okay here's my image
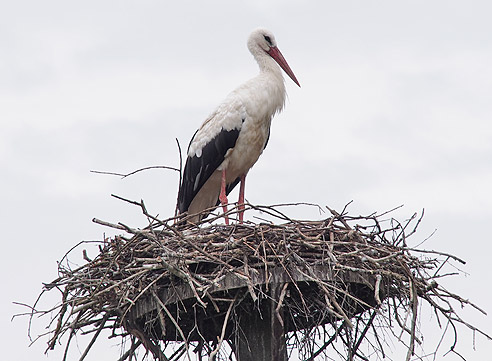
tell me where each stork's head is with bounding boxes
[248,28,300,87]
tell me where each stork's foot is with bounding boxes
[238,201,245,224]
[219,194,230,225]
[219,169,230,225]
[238,174,246,224]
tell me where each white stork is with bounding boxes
[177,28,300,224]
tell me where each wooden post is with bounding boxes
[234,284,287,361]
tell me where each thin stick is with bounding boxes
[208,296,236,360]
[152,292,190,360]
[78,314,110,361]
[175,137,183,217]
[90,165,179,178]
[405,277,418,361]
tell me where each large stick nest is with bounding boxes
[24,201,490,361]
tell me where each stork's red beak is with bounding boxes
[267,46,300,87]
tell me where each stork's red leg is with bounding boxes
[219,169,229,225]
[238,174,246,224]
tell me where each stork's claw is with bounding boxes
[219,169,230,225]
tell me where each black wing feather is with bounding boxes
[178,127,241,213]
[263,128,270,150]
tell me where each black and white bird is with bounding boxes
[177,28,300,224]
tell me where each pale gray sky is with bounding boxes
[2,1,491,360]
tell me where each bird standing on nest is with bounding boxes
[177,28,300,224]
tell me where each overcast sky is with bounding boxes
[2,1,492,360]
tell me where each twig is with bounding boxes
[91,165,179,178]
[405,277,418,361]
[152,291,190,360]
[208,296,236,360]
[374,274,382,306]
[78,314,110,361]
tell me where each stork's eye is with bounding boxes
[264,35,272,45]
